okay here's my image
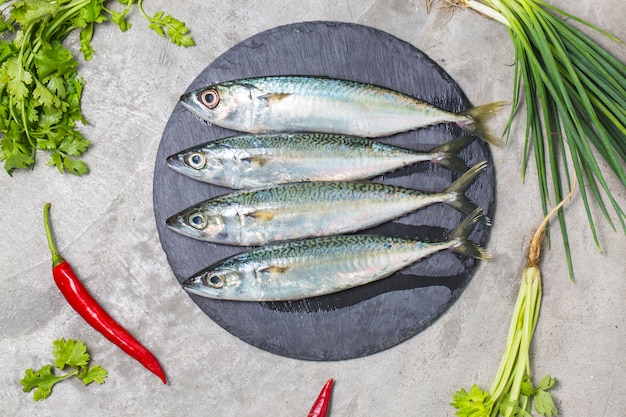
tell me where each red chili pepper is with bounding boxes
[307,378,334,417]
[43,203,166,384]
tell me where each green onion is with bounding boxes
[432,0,626,278]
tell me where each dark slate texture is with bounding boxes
[153,21,495,361]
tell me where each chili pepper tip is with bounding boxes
[307,378,334,417]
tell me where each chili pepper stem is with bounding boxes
[43,203,64,267]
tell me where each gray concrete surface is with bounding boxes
[1,0,624,415]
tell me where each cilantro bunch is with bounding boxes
[0,0,194,176]
[21,338,108,401]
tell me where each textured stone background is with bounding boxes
[1,1,624,415]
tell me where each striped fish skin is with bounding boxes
[166,133,472,189]
[183,209,489,301]
[165,162,486,246]
[179,76,504,143]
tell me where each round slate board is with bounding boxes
[153,21,495,361]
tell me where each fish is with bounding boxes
[179,76,505,145]
[165,161,488,246]
[182,208,490,301]
[166,133,473,189]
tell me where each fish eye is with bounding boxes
[187,212,207,229]
[205,274,224,288]
[187,152,206,170]
[199,89,219,109]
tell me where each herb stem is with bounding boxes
[44,0,91,42]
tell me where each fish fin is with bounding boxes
[447,208,491,260]
[248,210,276,222]
[443,161,491,224]
[260,92,291,105]
[259,265,290,274]
[241,156,270,167]
[429,135,474,173]
[459,101,507,147]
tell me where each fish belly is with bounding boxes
[244,236,451,300]
[255,94,455,137]
[247,77,460,137]
[234,188,445,245]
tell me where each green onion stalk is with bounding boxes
[430,0,626,279]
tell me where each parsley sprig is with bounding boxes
[21,338,108,401]
[0,0,194,176]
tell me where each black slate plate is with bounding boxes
[153,21,495,361]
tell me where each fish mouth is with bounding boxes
[165,214,187,234]
[179,91,203,117]
[183,275,220,299]
[166,153,207,181]
[179,91,194,106]
[165,213,207,241]
[165,153,185,172]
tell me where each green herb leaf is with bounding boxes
[20,365,67,401]
[0,0,194,176]
[111,11,132,32]
[137,1,195,47]
[78,23,96,61]
[451,385,493,417]
[21,338,107,401]
[52,338,90,369]
[531,376,558,417]
[80,365,108,385]
[533,389,558,417]
[4,57,33,102]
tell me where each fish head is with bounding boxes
[166,145,232,187]
[180,81,257,131]
[165,205,228,243]
[183,266,247,300]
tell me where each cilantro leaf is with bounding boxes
[34,43,77,79]
[33,79,61,108]
[0,0,193,176]
[136,1,195,47]
[53,338,89,369]
[79,0,108,25]
[78,23,96,61]
[21,338,107,401]
[3,145,34,173]
[62,154,89,175]
[148,12,195,47]
[80,365,108,385]
[4,57,33,102]
[111,11,132,32]
[20,365,68,401]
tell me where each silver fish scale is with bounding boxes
[207,181,425,207]
[221,234,434,267]
[250,76,423,108]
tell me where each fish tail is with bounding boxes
[429,135,474,173]
[443,161,491,224]
[447,208,491,260]
[458,101,507,146]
